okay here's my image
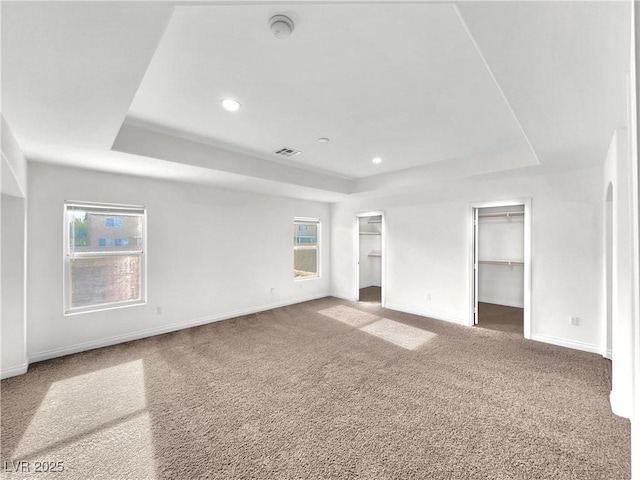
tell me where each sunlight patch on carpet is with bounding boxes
[360,318,437,350]
[317,305,379,327]
[12,359,156,477]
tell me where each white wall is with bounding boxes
[1,117,28,379]
[2,116,27,197]
[630,6,640,475]
[478,207,525,308]
[1,195,27,378]
[26,162,331,362]
[332,165,603,351]
[603,128,635,419]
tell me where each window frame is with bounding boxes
[293,217,321,281]
[63,201,147,315]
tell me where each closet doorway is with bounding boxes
[471,201,531,338]
[356,212,384,305]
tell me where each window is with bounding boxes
[294,218,320,279]
[64,202,146,314]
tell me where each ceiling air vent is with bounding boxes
[274,147,301,157]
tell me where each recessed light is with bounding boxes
[372,157,382,164]
[317,137,330,144]
[221,98,241,112]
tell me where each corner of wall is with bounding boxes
[1,115,28,198]
[1,117,29,380]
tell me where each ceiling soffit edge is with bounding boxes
[453,5,540,167]
[112,120,352,194]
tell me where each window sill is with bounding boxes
[64,300,146,316]
[294,275,321,282]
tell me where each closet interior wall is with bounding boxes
[359,216,381,289]
[478,206,525,308]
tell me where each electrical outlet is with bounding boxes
[270,287,275,295]
[426,294,431,301]
[157,307,162,315]
[569,316,579,326]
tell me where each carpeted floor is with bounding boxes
[0,297,630,479]
[359,286,381,304]
[477,302,524,335]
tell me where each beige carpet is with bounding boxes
[1,297,630,479]
[477,302,524,335]
[359,286,381,304]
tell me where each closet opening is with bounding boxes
[355,212,384,305]
[471,201,531,338]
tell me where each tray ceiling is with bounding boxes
[1,1,630,201]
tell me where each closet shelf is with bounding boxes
[359,232,381,235]
[367,219,382,224]
[368,251,382,257]
[478,211,524,219]
[478,260,524,266]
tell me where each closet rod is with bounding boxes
[478,260,524,266]
[478,211,524,219]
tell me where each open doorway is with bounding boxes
[356,212,384,305]
[471,200,531,338]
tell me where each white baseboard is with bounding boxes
[384,302,468,326]
[330,292,357,302]
[29,293,330,364]
[610,389,632,419]
[531,333,601,354]
[1,362,28,380]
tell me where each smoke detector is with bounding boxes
[269,15,294,39]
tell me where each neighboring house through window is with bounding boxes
[64,201,146,314]
[294,218,320,279]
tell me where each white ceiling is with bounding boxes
[1,1,631,202]
[126,3,532,179]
